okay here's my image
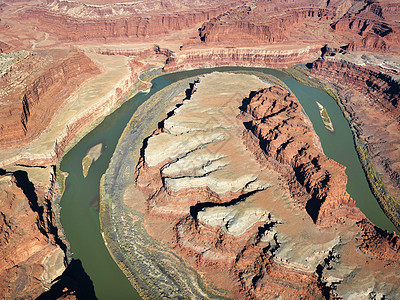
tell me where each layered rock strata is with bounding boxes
[0,48,100,148]
[0,48,146,297]
[0,52,144,169]
[163,45,322,71]
[0,168,66,299]
[199,6,335,45]
[133,72,400,299]
[241,85,362,227]
[21,0,242,42]
[308,55,400,227]
[330,0,400,52]
[197,0,400,53]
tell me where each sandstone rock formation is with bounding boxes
[0,0,400,298]
[162,45,322,71]
[17,0,242,43]
[308,53,400,227]
[197,0,400,53]
[0,168,66,299]
[133,73,400,299]
[0,48,100,148]
[241,85,363,227]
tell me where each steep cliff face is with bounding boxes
[308,57,400,209]
[309,57,399,116]
[241,86,363,226]
[0,169,66,299]
[163,46,322,71]
[199,6,335,45]
[357,219,400,261]
[196,0,400,53]
[329,0,400,52]
[20,0,241,42]
[0,49,100,149]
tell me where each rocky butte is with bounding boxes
[0,0,399,298]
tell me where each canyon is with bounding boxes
[308,51,400,229]
[0,0,399,298]
[124,72,400,298]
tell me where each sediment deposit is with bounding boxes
[130,73,400,298]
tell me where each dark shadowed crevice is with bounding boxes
[36,259,97,300]
[139,136,150,160]
[189,189,263,221]
[239,90,258,112]
[13,170,67,254]
[13,170,47,236]
[305,196,323,223]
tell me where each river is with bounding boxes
[59,67,397,299]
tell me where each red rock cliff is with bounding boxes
[163,46,322,71]
[308,56,400,228]
[22,0,242,42]
[199,6,335,45]
[309,57,399,117]
[242,86,363,226]
[0,49,100,149]
[0,169,66,299]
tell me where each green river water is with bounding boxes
[59,67,398,299]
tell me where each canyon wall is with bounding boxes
[309,57,399,117]
[0,52,147,169]
[241,85,363,227]
[0,168,66,299]
[199,7,335,45]
[21,0,242,42]
[163,45,322,71]
[51,57,142,163]
[308,57,400,220]
[197,0,400,53]
[329,0,400,53]
[0,49,100,149]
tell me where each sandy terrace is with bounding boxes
[0,53,131,167]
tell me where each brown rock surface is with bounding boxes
[163,45,322,71]
[0,0,400,298]
[197,0,400,53]
[241,85,363,227]
[17,0,242,43]
[0,48,100,149]
[308,55,400,210]
[132,73,400,299]
[0,168,66,299]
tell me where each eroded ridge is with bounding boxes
[241,85,362,226]
[133,73,400,299]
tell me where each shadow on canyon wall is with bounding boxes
[37,259,97,300]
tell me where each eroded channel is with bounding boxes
[59,67,397,299]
